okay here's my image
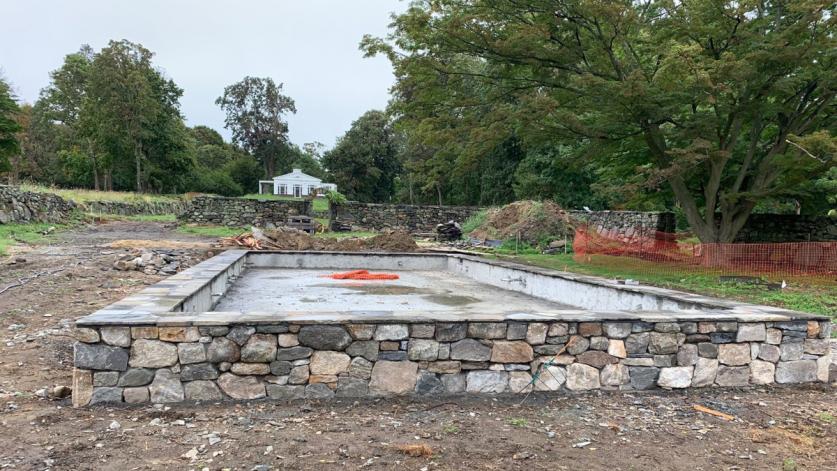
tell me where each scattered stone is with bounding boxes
[566,363,600,390]
[217,373,266,399]
[298,325,352,350]
[490,341,534,363]
[75,343,129,371]
[241,334,277,362]
[369,361,418,395]
[373,324,409,341]
[657,366,693,388]
[129,340,178,368]
[149,370,184,403]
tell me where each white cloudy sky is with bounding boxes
[0,0,406,148]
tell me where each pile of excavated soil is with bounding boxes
[221,227,419,252]
[469,200,577,245]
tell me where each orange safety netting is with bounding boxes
[324,270,400,280]
[573,225,837,277]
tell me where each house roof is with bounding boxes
[272,169,322,183]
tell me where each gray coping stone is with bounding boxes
[75,251,827,328]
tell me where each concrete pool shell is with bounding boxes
[72,251,832,406]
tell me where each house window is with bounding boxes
[278,184,287,195]
[293,185,302,197]
[308,185,316,195]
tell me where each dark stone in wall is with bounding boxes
[0,185,76,223]
[178,195,311,227]
[331,202,484,233]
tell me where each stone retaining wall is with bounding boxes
[331,202,484,232]
[72,318,831,405]
[0,185,76,224]
[178,196,311,227]
[84,200,185,216]
[735,214,837,242]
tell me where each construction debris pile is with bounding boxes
[112,249,199,275]
[220,227,418,252]
[469,200,576,246]
[435,221,462,241]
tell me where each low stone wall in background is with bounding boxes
[0,185,76,224]
[735,214,837,243]
[178,195,311,227]
[569,210,676,240]
[71,318,832,405]
[85,200,186,216]
[331,202,485,232]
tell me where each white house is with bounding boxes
[258,169,337,197]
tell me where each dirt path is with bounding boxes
[0,222,834,470]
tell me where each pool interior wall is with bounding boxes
[71,250,831,406]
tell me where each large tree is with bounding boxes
[216,77,297,178]
[364,0,836,242]
[0,77,21,178]
[322,110,402,202]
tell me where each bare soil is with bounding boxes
[0,221,834,470]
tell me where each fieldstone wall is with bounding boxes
[736,214,837,242]
[570,210,675,240]
[84,200,185,216]
[72,318,831,406]
[331,202,484,232]
[178,196,311,227]
[0,185,76,224]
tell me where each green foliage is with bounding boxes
[20,183,181,204]
[177,224,247,237]
[460,209,488,234]
[366,0,837,241]
[192,169,243,197]
[322,110,402,202]
[190,125,224,147]
[324,189,347,206]
[223,155,262,194]
[216,77,296,177]
[0,77,21,174]
[0,223,64,256]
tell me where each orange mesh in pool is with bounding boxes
[324,270,400,280]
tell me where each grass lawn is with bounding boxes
[20,183,181,204]
[0,223,65,256]
[497,253,837,323]
[241,193,329,212]
[176,224,248,238]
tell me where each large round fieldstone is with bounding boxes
[240,334,277,362]
[129,340,178,368]
[206,337,241,363]
[369,361,418,395]
[217,373,266,399]
[149,369,184,403]
[309,351,351,375]
[298,325,352,350]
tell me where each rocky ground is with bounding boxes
[0,221,834,470]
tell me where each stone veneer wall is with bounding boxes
[569,210,675,240]
[331,202,485,232]
[72,318,831,406]
[0,185,76,224]
[178,196,311,227]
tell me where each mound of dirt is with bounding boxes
[220,227,419,252]
[469,200,577,245]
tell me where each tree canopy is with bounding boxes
[0,77,21,175]
[364,0,836,241]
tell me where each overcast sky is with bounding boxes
[0,0,405,149]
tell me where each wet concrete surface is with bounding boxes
[214,268,576,315]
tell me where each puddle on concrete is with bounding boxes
[422,294,479,306]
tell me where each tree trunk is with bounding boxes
[436,183,443,206]
[87,139,99,191]
[134,142,143,192]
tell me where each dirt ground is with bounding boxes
[0,221,834,470]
